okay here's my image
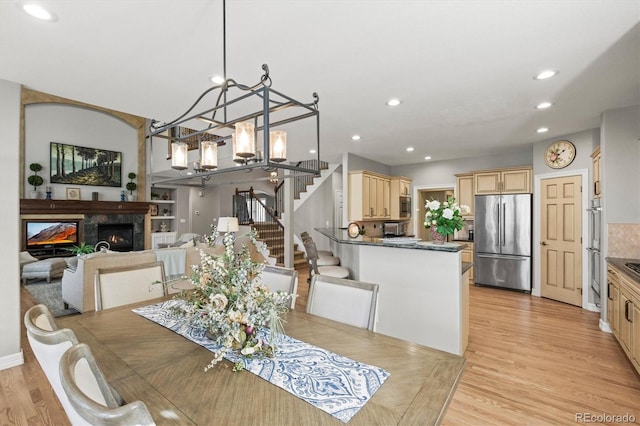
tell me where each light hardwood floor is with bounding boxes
[3,270,639,425]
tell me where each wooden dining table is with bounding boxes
[57,298,466,425]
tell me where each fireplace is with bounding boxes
[97,223,134,252]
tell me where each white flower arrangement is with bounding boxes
[424,196,470,237]
[173,227,291,372]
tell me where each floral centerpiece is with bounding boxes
[173,227,291,372]
[424,196,469,243]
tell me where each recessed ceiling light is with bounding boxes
[536,102,553,109]
[209,75,225,84]
[386,98,401,107]
[537,127,549,133]
[424,156,432,160]
[534,70,558,80]
[309,149,317,154]
[406,147,414,152]
[351,135,361,141]
[20,3,57,21]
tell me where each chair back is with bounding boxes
[300,231,311,242]
[24,304,88,425]
[302,239,320,275]
[95,261,166,311]
[60,343,155,425]
[260,265,298,309]
[307,275,379,330]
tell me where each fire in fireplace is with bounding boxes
[97,223,134,252]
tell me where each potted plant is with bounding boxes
[65,242,95,255]
[126,172,137,201]
[27,163,44,199]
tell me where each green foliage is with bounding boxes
[424,196,469,237]
[65,242,95,255]
[128,172,137,180]
[29,163,43,172]
[27,175,44,189]
[126,172,137,193]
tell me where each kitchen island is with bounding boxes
[315,228,469,355]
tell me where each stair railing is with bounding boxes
[273,159,329,214]
[235,187,284,230]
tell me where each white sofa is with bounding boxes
[61,240,267,313]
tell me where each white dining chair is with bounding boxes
[59,343,155,426]
[94,261,166,311]
[307,275,379,330]
[259,265,298,309]
[303,239,349,280]
[23,304,91,425]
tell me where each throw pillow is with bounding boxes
[179,240,194,248]
[19,251,38,266]
[65,256,79,271]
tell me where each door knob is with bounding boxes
[540,241,548,246]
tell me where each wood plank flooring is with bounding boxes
[3,270,639,425]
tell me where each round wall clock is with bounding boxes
[347,222,361,238]
[544,140,576,169]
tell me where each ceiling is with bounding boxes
[1,0,639,168]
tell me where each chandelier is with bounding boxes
[148,0,320,186]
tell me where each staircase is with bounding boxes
[251,222,306,268]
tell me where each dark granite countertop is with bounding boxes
[606,257,640,286]
[315,228,467,253]
[462,262,473,275]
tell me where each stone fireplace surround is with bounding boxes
[20,199,151,252]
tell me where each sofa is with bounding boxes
[61,238,267,313]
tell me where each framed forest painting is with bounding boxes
[50,142,122,187]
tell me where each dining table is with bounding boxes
[57,297,466,425]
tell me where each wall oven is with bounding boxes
[400,196,411,218]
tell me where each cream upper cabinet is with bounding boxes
[474,167,532,195]
[455,173,474,218]
[349,171,391,221]
[591,146,601,198]
[390,177,412,220]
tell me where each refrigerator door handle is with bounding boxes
[477,253,529,261]
[501,202,506,246]
[496,203,501,247]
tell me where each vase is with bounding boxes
[430,227,446,244]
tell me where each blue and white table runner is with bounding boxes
[133,300,390,423]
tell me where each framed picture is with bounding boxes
[149,204,158,216]
[66,187,81,200]
[50,142,122,187]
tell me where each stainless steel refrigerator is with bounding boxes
[474,194,532,292]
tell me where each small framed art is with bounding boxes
[66,187,81,200]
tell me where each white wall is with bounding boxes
[293,173,336,252]
[532,129,598,176]
[0,79,23,369]
[25,104,139,201]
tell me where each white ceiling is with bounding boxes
[1,0,639,167]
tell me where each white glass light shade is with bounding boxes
[233,122,256,158]
[200,141,218,169]
[217,216,239,233]
[269,130,287,162]
[171,141,188,170]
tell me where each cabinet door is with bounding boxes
[501,169,531,194]
[456,175,474,217]
[363,174,373,218]
[608,271,620,337]
[632,297,640,373]
[381,178,391,219]
[474,172,501,195]
[619,286,632,357]
[593,154,601,198]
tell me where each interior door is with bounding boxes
[540,175,582,306]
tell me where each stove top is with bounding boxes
[624,262,640,275]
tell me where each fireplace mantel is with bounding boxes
[20,199,151,215]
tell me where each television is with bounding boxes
[25,220,79,249]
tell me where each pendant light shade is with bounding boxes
[200,140,218,169]
[233,122,256,158]
[269,130,287,162]
[171,141,188,170]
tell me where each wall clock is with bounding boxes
[544,140,576,169]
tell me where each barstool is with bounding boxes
[300,232,338,264]
[303,239,349,280]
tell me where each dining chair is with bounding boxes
[260,265,298,309]
[307,275,379,330]
[23,304,91,425]
[94,261,166,311]
[303,238,349,280]
[59,343,155,426]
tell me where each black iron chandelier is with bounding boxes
[148,0,320,186]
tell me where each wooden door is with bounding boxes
[540,175,582,306]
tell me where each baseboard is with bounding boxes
[0,349,24,370]
[585,302,600,313]
[599,318,613,333]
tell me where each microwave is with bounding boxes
[400,196,411,218]
[384,221,407,237]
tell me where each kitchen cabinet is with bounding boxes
[349,171,391,221]
[608,266,620,338]
[591,146,601,198]
[455,173,474,218]
[390,177,413,220]
[473,167,532,195]
[151,231,176,249]
[607,262,640,375]
[461,242,474,285]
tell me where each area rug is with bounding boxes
[24,278,79,317]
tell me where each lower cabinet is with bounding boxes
[461,243,474,285]
[151,232,176,249]
[607,263,640,375]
